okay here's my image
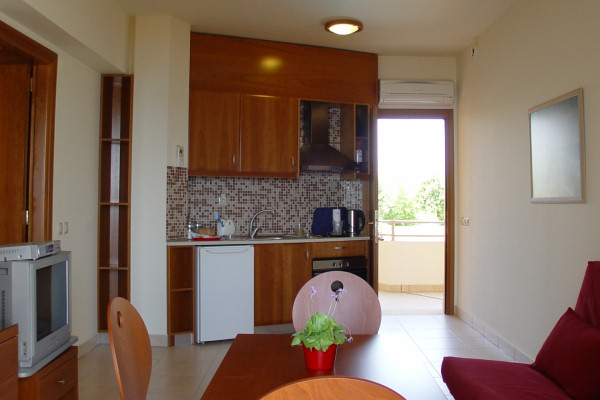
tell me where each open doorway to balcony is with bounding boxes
[376,109,454,315]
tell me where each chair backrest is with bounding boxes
[259,376,406,400]
[574,261,600,328]
[108,297,152,400]
[292,271,382,334]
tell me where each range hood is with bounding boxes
[300,101,357,172]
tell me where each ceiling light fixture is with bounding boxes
[325,19,363,36]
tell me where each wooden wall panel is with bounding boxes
[190,33,377,105]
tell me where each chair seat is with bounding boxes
[441,357,571,400]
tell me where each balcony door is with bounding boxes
[376,109,454,314]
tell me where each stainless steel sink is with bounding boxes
[252,234,287,240]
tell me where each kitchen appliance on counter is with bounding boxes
[347,209,365,237]
[311,207,347,236]
[312,256,368,282]
[195,245,254,343]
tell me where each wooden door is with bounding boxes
[254,243,311,325]
[240,95,299,177]
[0,63,32,244]
[188,90,240,175]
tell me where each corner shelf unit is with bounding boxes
[167,246,195,346]
[340,103,371,180]
[97,74,133,332]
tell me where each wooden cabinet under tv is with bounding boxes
[97,74,133,331]
[18,346,78,400]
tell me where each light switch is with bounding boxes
[58,222,63,235]
[64,221,69,234]
[175,145,184,167]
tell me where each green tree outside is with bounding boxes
[415,177,445,221]
[378,177,444,222]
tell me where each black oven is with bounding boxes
[311,256,368,282]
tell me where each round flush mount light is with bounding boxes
[325,19,363,35]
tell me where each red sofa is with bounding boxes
[441,261,600,400]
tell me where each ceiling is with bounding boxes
[115,0,516,56]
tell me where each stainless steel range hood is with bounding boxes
[300,101,357,172]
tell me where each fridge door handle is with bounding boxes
[203,247,252,255]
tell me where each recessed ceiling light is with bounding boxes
[325,19,363,36]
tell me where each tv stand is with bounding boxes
[18,343,78,400]
[18,336,78,378]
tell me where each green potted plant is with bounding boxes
[291,282,352,370]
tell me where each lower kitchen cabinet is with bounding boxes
[311,240,369,259]
[167,246,195,346]
[254,243,312,326]
[18,346,78,400]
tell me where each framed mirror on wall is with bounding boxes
[529,88,585,204]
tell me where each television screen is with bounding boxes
[36,260,68,341]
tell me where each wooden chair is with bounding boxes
[107,297,152,400]
[292,271,382,334]
[259,376,406,399]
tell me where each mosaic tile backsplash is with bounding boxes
[166,102,363,239]
[167,167,363,239]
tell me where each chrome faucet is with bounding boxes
[249,209,275,238]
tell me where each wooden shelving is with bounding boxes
[97,74,133,332]
[340,103,371,180]
[167,246,195,346]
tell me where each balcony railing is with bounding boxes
[378,219,445,241]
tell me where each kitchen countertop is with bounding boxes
[167,235,370,246]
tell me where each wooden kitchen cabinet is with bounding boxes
[189,91,299,178]
[310,240,369,259]
[97,74,133,331]
[167,246,195,346]
[0,325,18,400]
[189,90,240,175]
[254,243,312,325]
[18,346,78,400]
[340,103,371,180]
[240,94,299,175]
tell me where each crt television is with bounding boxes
[0,251,72,368]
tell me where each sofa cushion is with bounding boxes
[575,261,600,329]
[441,357,571,399]
[532,307,600,400]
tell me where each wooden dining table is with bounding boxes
[200,333,446,400]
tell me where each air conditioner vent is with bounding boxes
[379,80,455,106]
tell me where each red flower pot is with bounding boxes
[303,344,337,370]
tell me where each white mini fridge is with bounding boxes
[195,245,254,343]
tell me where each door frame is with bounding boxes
[373,108,455,314]
[0,20,57,241]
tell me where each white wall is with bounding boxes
[0,13,104,345]
[1,0,130,72]
[457,0,600,358]
[1,1,130,346]
[130,16,190,340]
[379,56,456,81]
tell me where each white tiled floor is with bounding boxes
[78,292,514,399]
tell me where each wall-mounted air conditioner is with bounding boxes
[379,80,455,106]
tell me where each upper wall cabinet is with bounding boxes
[189,90,298,177]
[189,90,240,175]
[189,33,378,105]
